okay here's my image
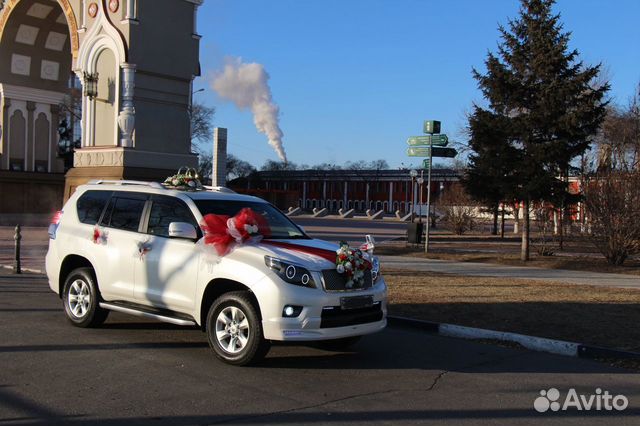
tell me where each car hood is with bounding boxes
[224,238,339,271]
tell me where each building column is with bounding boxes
[79,0,87,31]
[118,63,136,147]
[322,180,327,207]
[302,181,307,208]
[1,97,10,170]
[343,181,348,209]
[365,182,370,209]
[26,101,36,172]
[49,105,60,173]
[388,181,393,212]
[212,127,227,187]
[124,0,138,22]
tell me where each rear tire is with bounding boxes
[62,267,109,327]
[206,291,270,366]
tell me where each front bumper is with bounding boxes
[255,274,388,341]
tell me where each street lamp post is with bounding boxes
[189,88,205,141]
[409,169,418,223]
[417,174,424,224]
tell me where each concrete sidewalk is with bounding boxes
[379,255,640,289]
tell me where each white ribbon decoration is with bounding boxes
[226,218,244,243]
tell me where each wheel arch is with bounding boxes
[58,255,95,297]
[199,279,260,330]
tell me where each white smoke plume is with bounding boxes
[211,57,287,162]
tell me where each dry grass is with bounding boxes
[384,270,640,353]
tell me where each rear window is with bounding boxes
[76,191,111,225]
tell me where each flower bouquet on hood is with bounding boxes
[335,241,372,289]
[163,167,203,190]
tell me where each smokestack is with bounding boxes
[211,57,287,162]
[212,127,227,187]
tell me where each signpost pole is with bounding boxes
[406,120,455,252]
[425,139,434,253]
[417,173,424,224]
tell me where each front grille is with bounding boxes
[320,302,383,328]
[321,269,373,292]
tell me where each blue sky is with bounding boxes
[195,0,640,169]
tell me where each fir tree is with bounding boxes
[463,107,517,235]
[470,0,609,260]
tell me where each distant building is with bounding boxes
[232,168,461,213]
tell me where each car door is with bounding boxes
[134,195,200,313]
[96,192,148,302]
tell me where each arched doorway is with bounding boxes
[0,0,78,174]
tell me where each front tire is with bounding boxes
[206,291,270,366]
[62,267,109,327]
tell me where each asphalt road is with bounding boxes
[1,272,639,425]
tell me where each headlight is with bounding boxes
[264,256,316,288]
[371,256,381,282]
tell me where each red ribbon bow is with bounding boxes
[201,208,271,256]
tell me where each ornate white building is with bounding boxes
[0,0,203,219]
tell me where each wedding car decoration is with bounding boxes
[336,241,373,288]
[92,226,108,245]
[136,239,152,260]
[200,208,271,256]
[162,167,203,190]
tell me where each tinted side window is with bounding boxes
[76,191,111,225]
[102,197,146,232]
[147,196,198,237]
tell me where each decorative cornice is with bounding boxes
[73,147,198,169]
[0,83,67,105]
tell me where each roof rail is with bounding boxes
[87,180,165,189]
[203,185,236,194]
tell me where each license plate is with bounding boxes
[340,295,374,310]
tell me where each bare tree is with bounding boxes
[595,83,640,172]
[226,154,256,180]
[261,159,298,171]
[191,101,215,150]
[439,185,477,235]
[533,204,556,256]
[583,170,640,265]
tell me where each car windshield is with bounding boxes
[194,199,308,240]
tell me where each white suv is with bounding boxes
[46,180,387,365]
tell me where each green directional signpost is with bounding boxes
[407,146,457,158]
[405,120,458,253]
[406,134,449,147]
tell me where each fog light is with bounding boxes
[283,305,303,318]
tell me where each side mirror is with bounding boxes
[168,222,197,240]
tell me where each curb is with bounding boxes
[1,264,44,274]
[388,315,640,362]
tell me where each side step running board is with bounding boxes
[99,302,197,326]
